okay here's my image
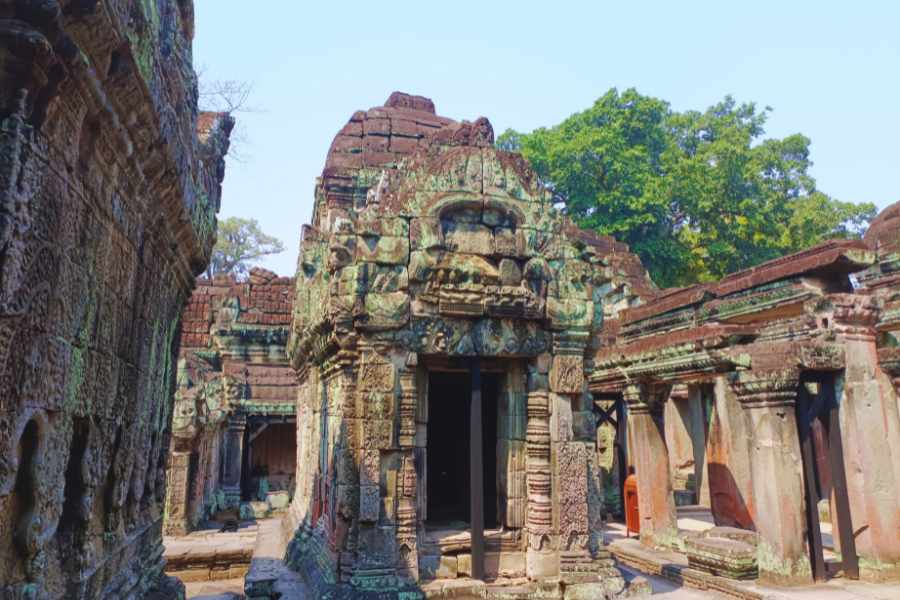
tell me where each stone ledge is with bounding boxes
[609,538,769,600]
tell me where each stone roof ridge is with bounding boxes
[620,284,712,325]
[863,199,900,255]
[620,238,874,325]
[384,91,436,114]
[248,267,279,284]
[432,116,495,148]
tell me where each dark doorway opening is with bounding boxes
[426,371,500,529]
[242,420,298,501]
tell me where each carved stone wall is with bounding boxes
[0,1,231,597]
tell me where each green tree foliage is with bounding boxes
[207,217,285,279]
[497,89,876,287]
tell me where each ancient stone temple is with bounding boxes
[164,268,296,536]
[283,93,656,598]
[0,1,231,598]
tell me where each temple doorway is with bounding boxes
[241,419,296,502]
[425,370,500,529]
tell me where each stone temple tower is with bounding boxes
[282,92,655,598]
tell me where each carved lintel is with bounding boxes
[622,382,672,415]
[728,368,799,409]
[798,343,844,371]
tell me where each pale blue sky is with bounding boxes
[194,1,900,276]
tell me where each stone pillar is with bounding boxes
[729,368,812,586]
[834,295,900,578]
[623,383,677,547]
[526,359,556,578]
[665,384,696,505]
[688,384,711,508]
[164,450,192,536]
[397,367,419,581]
[705,377,756,529]
[221,414,247,506]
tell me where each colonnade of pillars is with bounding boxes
[623,371,819,585]
[622,363,900,585]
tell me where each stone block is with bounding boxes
[551,393,574,441]
[565,581,625,600]
[356,525,398,569]
[571,411,595,441]
[267,490,290,510]
[380,496,396,523]
[410,218,443,250]
[363,418,394,449]
[360,264,408,293]
[526,550,559,578]
[360,485,380,522]
[360,449,380,486]
[494,226,523,257]
[364,391,396,419]
[419,554,459,580]
[684,535,758,580]
[362,292,409,329]
[547,298,593,330]
[499,258,522,286]
[505,496,526,529]
[170,567,211,582]
[242,501,269,519]
[358,360,395,392]
[356,234,410,265]
[484,551,526,579]
[418,555,441,581]
[363,117,390,135]
[457,553,472,578]
[436,555,458,579]
[442,222,493,255]
[550,355,585,394]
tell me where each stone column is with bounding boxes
[729,368,812,586]
[665,384,695,505]
[164,450,192,536]
[526,359,556,578]
[221,414,247,506]
[688,384,711,508]
[623,382,677,547]
[834,295,900,578]
[397,367,419,581]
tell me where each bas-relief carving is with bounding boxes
[558,442,589,551]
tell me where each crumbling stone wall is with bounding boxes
[284,93,656,598]
[165,268,296,536]
[0,2,231,598]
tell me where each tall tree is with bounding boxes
[207,217,285,279]
[497,89,876,287]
